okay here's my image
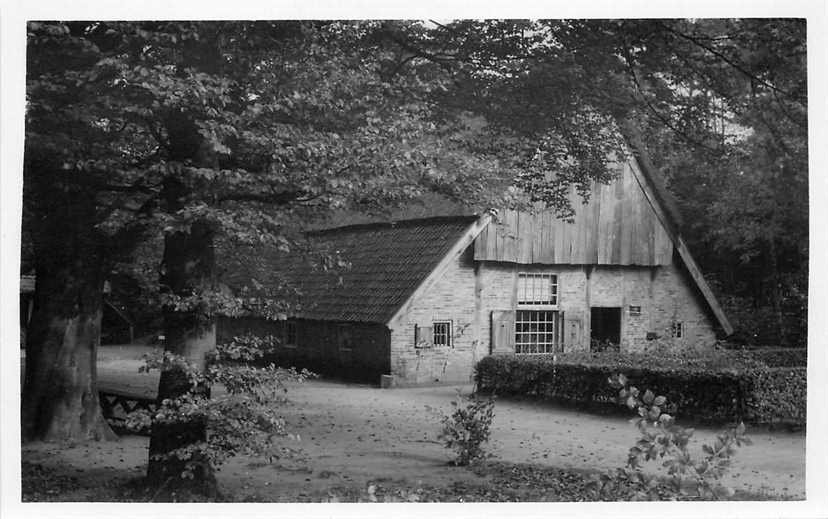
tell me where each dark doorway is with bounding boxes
[590,307,621,351]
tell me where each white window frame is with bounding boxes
[517,273,558,307]
[515,309,562,354]
[432,320,452,348]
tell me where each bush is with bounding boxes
[475,354,806,426]
[744,348,807,368]
[589,373,751,501]
[439,392,495,466]
[126,335,315,487]
[744,367,807,426]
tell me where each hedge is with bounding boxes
[474,355,806,427]
[745,347,807,368]
[745,367,807,425]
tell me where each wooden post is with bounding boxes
[585,266,593,351]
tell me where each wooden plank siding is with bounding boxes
[474,163,673,266]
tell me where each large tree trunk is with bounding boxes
[21,177,115,442]
[146,215,219,497]
[144,108,222,496]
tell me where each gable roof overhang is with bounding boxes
[624,132,734,336]
[386,213,492,327]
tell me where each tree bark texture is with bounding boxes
[146,214,219,496]
[22,174,115,442]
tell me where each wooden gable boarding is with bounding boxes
[473,154,733,336]
[474,161,673,266]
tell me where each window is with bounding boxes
[515,310,562,354]
[670,321,684,338]
[284,321,297,347]
[517,273,557,306]
[433,321,452,347]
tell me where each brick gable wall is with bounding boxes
[388,251,717,384]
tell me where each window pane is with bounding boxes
[517,273,558,305]
[514,310,560,354]
[433,321,451,346]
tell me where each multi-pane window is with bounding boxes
[515,310,562,354]
[433,321,452,347]
[517,273,558,306]
[670,321,684,338]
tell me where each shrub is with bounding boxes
[744,367,807,426]
[475,354,806,426]
[125,335,315,485]
[590,373,751,500]
[744,348,807,368]
[439,392,495,466]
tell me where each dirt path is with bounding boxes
[29,345,803,500]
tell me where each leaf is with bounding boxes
[642,389,655,405]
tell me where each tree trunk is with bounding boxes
[144,109,222,496]
[146,217,219,497]
[22,178,115,442]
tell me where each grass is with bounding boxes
[22,459,796,503]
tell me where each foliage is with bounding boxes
[743,367,806,427]
[474,353,805,426]
[438,391,495,466]
[589,373,751,500]
[125,335,314,481]
[737,347,807,368]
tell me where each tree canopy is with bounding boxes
[21,18,807,494]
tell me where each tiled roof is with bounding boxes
[224,216,479,324]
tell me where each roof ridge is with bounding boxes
[308,214,479,236]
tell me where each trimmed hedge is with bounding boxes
[474,355,806,427]
[530,348,767,372]
[745,348,807,368]
[745,367,807,425]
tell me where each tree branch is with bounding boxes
[656,21,806,104]
[621,45,722,154]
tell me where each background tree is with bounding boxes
[398,18,807,344]
[22,18,806,496]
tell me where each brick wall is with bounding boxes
[387,246,483,384]
[388,252,718,384]
[588,264,715,352]
[220,247,718,386]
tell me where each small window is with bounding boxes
[670,321,684,338]
[629,305,642,316]
[433,321,452,347]
[284,321,298,347]
[517,273,558,306]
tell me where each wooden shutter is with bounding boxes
[414,324,433,349]
[490,310,515,354]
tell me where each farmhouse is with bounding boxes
[219,149,732,385]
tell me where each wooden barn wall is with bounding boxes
[474,162,673,266]
[217,316,391,383]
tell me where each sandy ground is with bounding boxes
[22,344,807,500]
